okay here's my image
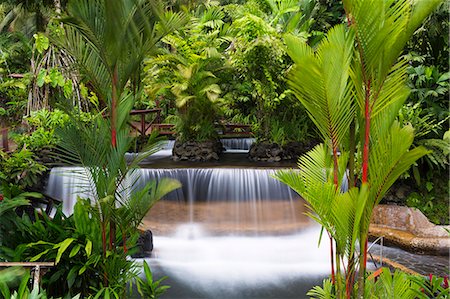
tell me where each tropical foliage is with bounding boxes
[0,0,448,297]
[275,0,441,297]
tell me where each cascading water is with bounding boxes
[45,141,331,299]
[145,226,330,299]
[221,138,255,152]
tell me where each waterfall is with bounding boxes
[45,164,328,299]
[137,168,296,201]
[46,167,299,215]
[221,138,255,152]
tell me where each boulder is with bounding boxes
[370,205,450,255]
[248,142,284,162]
[282,140,319,161]
[131,230,153,258]
[172,140,223,161]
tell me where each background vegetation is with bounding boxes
[0,0,448,297]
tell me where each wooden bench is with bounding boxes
[0,262,54,289]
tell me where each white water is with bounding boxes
[149,224,329,283]
[46,167,298,214]
[44,142,331,298]
[139,224,329,299]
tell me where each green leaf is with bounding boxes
[18,270,30,298]
[30,248,50,262]
[69,244,81,258]
[49,69,65,88]
[37,69,47,87]
[67,266,80,288]
[78,265,87,275]
[55,238,75,264]
[33,33,49,54]
[85,239,92,257]
[64,80,73,98]
[0,281,11,299]
[143,261,154,285]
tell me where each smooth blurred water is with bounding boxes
[137,224,329,299]
[45,142,330,299]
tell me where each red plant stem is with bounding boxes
[101,221,107,256]
[329,234,336,285]
[122,228,128,254]
[345,256,354,298]
[362,79,371,183]
[111,66,118,148]
[332,145,339,187]
[109,221,115,250]
[362,239,368,269]
[101,220,108,286]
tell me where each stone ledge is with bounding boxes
[369,205,450,255]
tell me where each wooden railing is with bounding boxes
[221,123,252,137]
[128,109,252,138]
[0,262,54,289]
[128,108,162,138]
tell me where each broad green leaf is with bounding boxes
[37,69,47,87]
[30,249,50,262]
[143,261,153,283]
[69,244,81,258]
[18,271,30,298]
[33,33,49,54]
[78,265,87,275]
[64,80,73,98]
[85,239,92,257]
[55,238,75,264]
[0,281,11,298]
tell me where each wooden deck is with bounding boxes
[128,109,252,138]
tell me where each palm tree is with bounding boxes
[57,0,186,147]
[143,10,225,145]
[275,0,441,297]
[171,60,222,142]
[52,0,186,288]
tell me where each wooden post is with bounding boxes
[1,128,8,152]
[140,113,145,138]
[32,265,40,290]
[0,262,54,289]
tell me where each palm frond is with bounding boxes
[369,122,429,205]
[286,24,355,148]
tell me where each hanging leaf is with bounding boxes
[37,69,47,87]
[33,33,49,54]
[55,238,75,264]
[64,80,73,99]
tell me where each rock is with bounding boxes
[282,140,319,161]
[370,205,450,255]
[131,230,153,258]
[248,142,284,162]
[248,140,320,162]
[381,182,412,205]
[395,184,412,199]
[173,139,223,161]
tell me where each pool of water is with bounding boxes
[138,225,330,299]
